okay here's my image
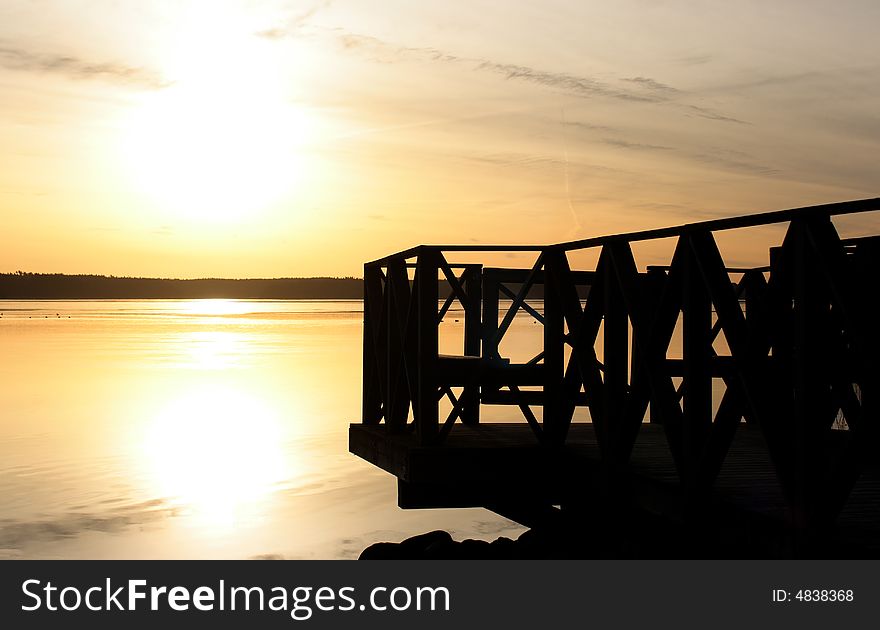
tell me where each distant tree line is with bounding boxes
[0,271,577,301]
[0,272,364,299]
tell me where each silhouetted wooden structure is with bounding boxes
[349,198,880,556]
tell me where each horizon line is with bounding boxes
[1,271,363,282]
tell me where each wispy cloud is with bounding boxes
[468,138,776,179]
[675,54,714,66]
[621,76,680,95]
[265,27,690,104]
[695,64,880,102]
[468,152,569,170]
[265,26,747,124]
[474,61,657,102]
[564,120,616,132]
[257,1,332,39]
[690,149,779,176]
[684,104,748,125]
[602,138,673,151]
[352,33,664,103]
[0,45,166,89]
[329,106,533,140]
[598,139,777,176]
[463,151,631,177]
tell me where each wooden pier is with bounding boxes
[350,198,880,557]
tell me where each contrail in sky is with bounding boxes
[560,106,583,238]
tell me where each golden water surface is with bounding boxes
[0,300,524,559]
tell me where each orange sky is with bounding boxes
[1,0,879,277]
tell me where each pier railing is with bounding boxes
[362,197,880,528]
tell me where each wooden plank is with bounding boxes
[481,266,501,402]
[567,250,607,450]
[367,245,544,268]
[742,269,769,427]
[682,233,713,495]
[365,198,880,267]
[762,227,797,502]
[542,250,566,444]
[542,251,586,438]
[462,265,482,425]
[552,198,880,253]
[415,248,440,445]
[617,238,685,472]
[606,242,650,462]
[645,267,667,425]
[386,259,411,431]
[362,264,385,424]
[603,244,629,467]
[791,218,830,528]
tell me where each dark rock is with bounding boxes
[359,530,453,560]
[423,537,456,558]
[358,542,409,560]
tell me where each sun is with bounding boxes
[120,2,311,223]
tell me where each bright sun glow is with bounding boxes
[142,385,290,530]
[121,2,312,222]
[178,330,250,370]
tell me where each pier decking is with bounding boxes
[350,198,880,557]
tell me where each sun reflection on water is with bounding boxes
[179,299,254,317]
[142,385,290,531]
[178,331,250,370]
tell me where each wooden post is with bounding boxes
[602,246,628,465]
[543,251,565,444]
[482,269,500,358]
[824,237,880,519]
[645,267,667,425]
[741,268,767,426]
[363,264,385,425]
[481,267,501,403]
[462,264,482,425]
[766,235,795,491]
[415,248,440,445]
[386,259,411,432]
[791,218,832,530]
[681,233,713,499]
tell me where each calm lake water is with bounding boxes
[0,300,525,559]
